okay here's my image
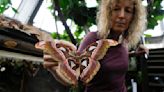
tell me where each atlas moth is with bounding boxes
[35,39,118,86]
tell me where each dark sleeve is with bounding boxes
[77,32,97,53]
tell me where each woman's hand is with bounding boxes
[43,53,58,69]
[135,44,149,56]
[43,53,60,80]
[129,44,149,57]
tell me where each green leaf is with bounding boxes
[47,5,53,10]
[51,32,58,39]
[0,0,17,14]
[153,0,162,9]
[74,26,83,38]
[147,0,164,29]
[0,6,6,14]
[60,0,69,9]
[147,17,158,29]
[154,15,164,21]
[60,31,70,41]
[144,34,152,38]
[11,7,18,13]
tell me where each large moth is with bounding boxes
[35,39,118,86]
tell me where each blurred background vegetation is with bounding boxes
[0,0,164,44]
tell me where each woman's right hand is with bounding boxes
[43,53,58,69]
[42,53,59,75]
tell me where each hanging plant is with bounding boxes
[0,0,18,14]
[147,0,164,29]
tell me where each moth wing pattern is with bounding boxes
[80,39,118,84]
[35,40,78,86]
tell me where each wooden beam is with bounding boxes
[0,34,43,56]
[0,50,43,63]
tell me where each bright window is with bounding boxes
[3,0,22,18]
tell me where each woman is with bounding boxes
[37,0,147,92]
[77,0,147,92]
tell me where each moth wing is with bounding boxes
[80,39,118,84]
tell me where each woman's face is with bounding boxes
[111,0,134,34]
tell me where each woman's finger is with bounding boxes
[43,61,58,69]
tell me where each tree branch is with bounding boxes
[53,0,77,45]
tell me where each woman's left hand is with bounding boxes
[129,44,149,57]
[135,44,149,56]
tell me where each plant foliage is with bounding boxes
[50,0,164,44]
[0,0,17,14]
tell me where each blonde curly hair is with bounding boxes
[97,0,147,48]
